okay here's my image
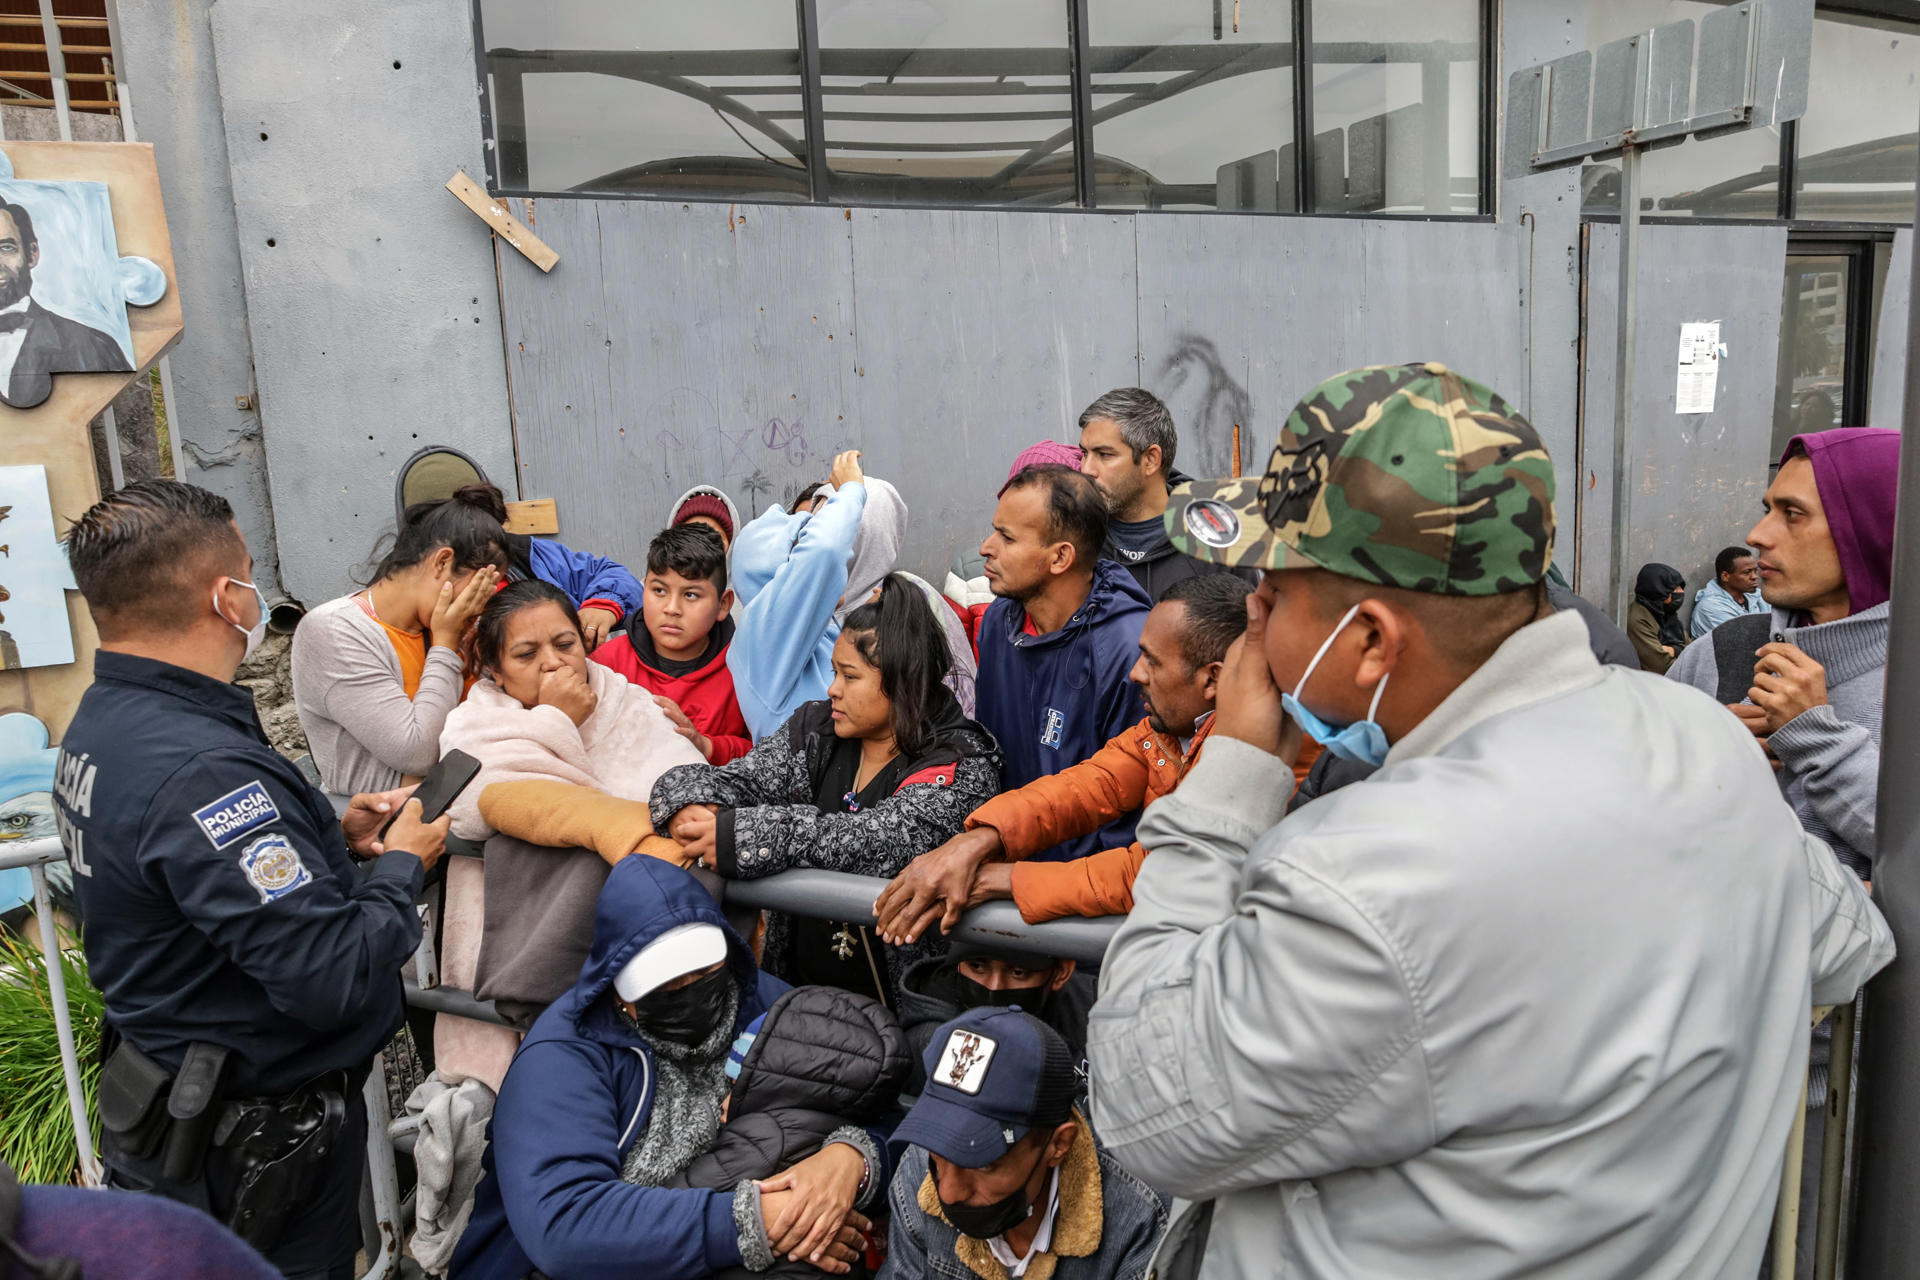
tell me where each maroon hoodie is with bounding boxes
[1784,427,1901,616]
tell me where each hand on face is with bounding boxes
[430,564,499,650]
[1212,588,1289,757]
[536,663,598,726]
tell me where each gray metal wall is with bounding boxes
[1578,222,1790,599]
[186,0,518,607]
[1871,230,1914,427]
[496,199,1530,584]
[115,0,285,599]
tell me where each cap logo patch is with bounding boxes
[1263,438,1331,529]
[936,1029,998,1095]
[1182,499,1241,548]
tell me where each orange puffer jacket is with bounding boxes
[972,715,1319,924]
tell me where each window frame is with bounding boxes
[468,0,1497,219]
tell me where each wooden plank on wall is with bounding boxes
[502,498,557,534]
[447,169,557,272]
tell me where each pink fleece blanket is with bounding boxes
[438,661,705,840]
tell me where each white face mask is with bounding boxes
[215,578,267,659]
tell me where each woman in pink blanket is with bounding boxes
[438,580,712,1043]
[442,579,706,849]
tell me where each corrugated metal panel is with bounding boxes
[1870,230,1911,429]
[499,203,1535,585]
[1580,222,1788,600]
[843,207,1138,575]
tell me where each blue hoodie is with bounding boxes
[526,537,645,621]
[974,559,1152,862]
[452,858,785,1280]
[726,482,868,739]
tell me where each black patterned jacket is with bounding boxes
[650,696,1002,997]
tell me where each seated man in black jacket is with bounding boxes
[896,938,1095,1100]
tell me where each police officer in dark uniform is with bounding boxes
[56,480,453,1280]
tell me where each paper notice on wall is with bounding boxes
[1676,321,1721,414]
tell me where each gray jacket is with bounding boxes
[1668,603,1886,877]
[1089,610,1892,1280]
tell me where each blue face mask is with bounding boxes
[1279,603,1391,768]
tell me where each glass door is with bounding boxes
[1771,240,1889,458]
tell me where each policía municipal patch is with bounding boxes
[238,834,312,904]
[192,781,280,849]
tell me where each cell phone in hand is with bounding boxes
[379,749,482,840]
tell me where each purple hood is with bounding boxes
[1784,427,1901,615]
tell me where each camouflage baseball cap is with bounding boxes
[1165,362,1555,596]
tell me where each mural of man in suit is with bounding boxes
[0,198,130,408]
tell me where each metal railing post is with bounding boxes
[1844,89,1920,1277]
[1813,997,1859,1280]
[360,1054,403,1280]
[10,838,100,1185]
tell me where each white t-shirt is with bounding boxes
[984,1169,1062,1278]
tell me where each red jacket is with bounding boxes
[591,618,752,763]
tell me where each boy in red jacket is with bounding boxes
[593,524,753,762]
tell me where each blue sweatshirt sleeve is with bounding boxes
[529,538,645,620]
[730,484,868,735]
[493,1039,745,1279]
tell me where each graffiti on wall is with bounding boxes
[1156,334,1256,479]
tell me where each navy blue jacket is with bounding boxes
[454,858,787,1280]
[58,652,423,1096]
[974,559,1151,862]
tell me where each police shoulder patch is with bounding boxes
[192,781,280,849]
[238,834,312,905]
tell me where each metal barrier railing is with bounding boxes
[0,835,99,1187]
[4,834,1857,1277]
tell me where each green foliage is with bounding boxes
[150,366,172,478]
[0,931,102,1184]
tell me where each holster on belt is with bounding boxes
[213,1071,349,1252]
[97,1036,174,1163]
[161,1041,231,1182]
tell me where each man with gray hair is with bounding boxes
[1077,386,1255,599]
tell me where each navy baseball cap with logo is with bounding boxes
[893,1006,1077,1169]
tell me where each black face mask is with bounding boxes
[631,965,734,1045]
[956,972,1054,1017]
[939,1146,1047,1240]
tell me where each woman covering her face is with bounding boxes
[438,580,707,1027]
[650,574,1003,1008]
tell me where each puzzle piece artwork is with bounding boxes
[0,709,57,919]
[0,147,166,410]
[0,465,75,670]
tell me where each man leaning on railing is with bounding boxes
[54,479,450,1280]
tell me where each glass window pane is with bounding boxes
[1580,1,1778,219]
[1772,255,1852,456]
[1794,14,1920,223]
[1308,0,1482,215]
[477,2,808,199]
[1086,2,1297,211]
[814,2,1075,207]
